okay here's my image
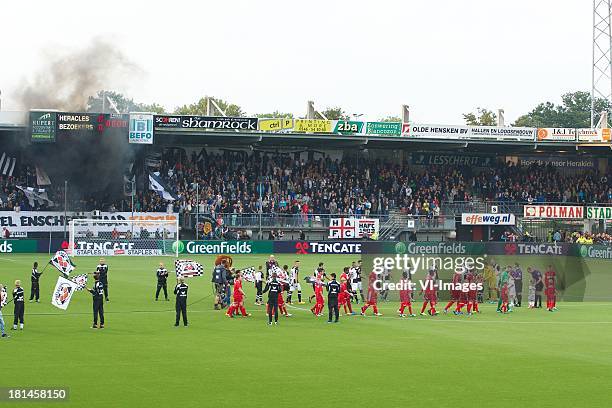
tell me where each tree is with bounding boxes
[255,111,294,118]
[174,97,244,117]
[513,91,612,128]
[86,90,166,114]
[463,108,497,126]
[379,116,402,122]
[318,107,349,120]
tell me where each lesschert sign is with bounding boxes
[30,111,57,143]
[519,156,595,169]
[523,205,583,219]
[154,115,258,130]
[585,206,612,219]
[412,153,492,166]
[333,121,364,134]
[537,128,576,141]
[365,122,401,136]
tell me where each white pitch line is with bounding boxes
[286,304,612,324]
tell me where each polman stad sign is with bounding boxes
[154,115,258,130]
[461,213,515,226]
[585,206,612,219]
[523,205,583,219]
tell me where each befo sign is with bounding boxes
[154,115,258,130]
[129,113,154,144]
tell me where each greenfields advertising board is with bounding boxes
[578,244,612,259]
[0,239,39,253]
[172,240,274,255]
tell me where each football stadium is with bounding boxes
[1,1,612,407]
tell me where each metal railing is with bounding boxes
[441,201,612,216]
[182,212,456,236]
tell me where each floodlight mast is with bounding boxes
[592,0,612,127]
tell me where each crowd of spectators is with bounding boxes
[2,151,611,219]
[549,230,612,244]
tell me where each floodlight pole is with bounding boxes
[591,0,612,127]
[63,180,67,239]
[195,183,199,240]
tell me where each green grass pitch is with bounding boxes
[1,253,611,408]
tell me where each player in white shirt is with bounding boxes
[287,260,304,304]
[254,266,264,305]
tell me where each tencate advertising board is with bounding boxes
[72,240,163,256]
[0,211,177,233]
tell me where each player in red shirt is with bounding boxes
[444,270,463,314]
[310,278,325,316]
[500,282,509,313]
[397,271,415,317]
[226,271,250,317]
[472,270,483,313]
[420,269,439,316]
[339,275,354,315]
[361,271,382,316]
[278,282,292,317]
[465,268,478,316]
[544,265,557,312]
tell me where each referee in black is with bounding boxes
[29,262,42,302]
[96,258,109,302]
[326,273,341,323]
[262,272,282,325]
[174,277,188,327]
[87,273,105,329]
[155,262,169,301]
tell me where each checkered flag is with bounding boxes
[49,250,76,276]
[175,259,204,278]
[239,266,256,282]
[70,274,88,291]
[269,265,288,283]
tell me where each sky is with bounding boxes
[0,0,593,124]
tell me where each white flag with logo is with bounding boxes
[51,276,78,310]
